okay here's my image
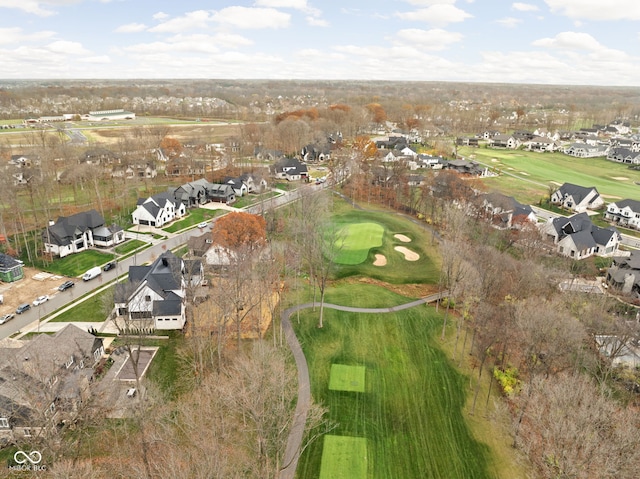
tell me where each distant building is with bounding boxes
[0,254,24,283]
[82,109,135,121]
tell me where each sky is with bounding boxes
[1,0,640,86]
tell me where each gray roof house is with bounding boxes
[114,251,189,331]
[550,183,604,212]
[271,157,309,181]
[132,191,187,227]
[479,192,537,229]
[43,209,125,258]
[607,250,640,295]
[0,324,104,444]
[541,212,620,259]
[0,254,24,283]
[604,199,640,230]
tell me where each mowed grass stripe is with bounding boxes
[294,289,493,479]
[335,222,384,265]
[319,435,367,479]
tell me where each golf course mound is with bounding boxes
[394,246,420,261]
[373,254,387,266]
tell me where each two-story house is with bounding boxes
[132,191,186,227]
[550,183,604,212]
[604,199,640,230]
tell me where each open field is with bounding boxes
[293,286,496,479]
[334,222,384,265]
[460,147,640,204]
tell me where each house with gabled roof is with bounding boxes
[173,178,209,207]
[0,254,24,283]
[271,157,308,181]
[607,250,640,294]
[524,136,559,152]
[223,177,248,197]
[550,183,604,212]
[207,184,236,204]
[541,212,620,259]
[607,147,640,164]
[0,324,104,443]
[563,143,608,158]
[239,172,267,193]
[479,192,537,229]
[604,199,640,230]
[132,191,186,227]
[43,209,125,258]
[488,134,520,149]
[114,251,189,330]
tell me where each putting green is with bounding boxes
[329,364,366,393]
[319,435,367,479]
[335,222,384,265]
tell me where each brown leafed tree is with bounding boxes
[212,211,266,253]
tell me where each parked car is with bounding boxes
[58,280,75,291]
[0,313,14,324]
[103,261,116,272]
[33,295,50,306]
[15,303,31,314]
[197,222,209,229]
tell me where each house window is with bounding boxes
[145,295,151,302]
[0,418,8,428]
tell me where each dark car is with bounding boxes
[15,303,31,314]
[58,280,75,291]
[103,261,116,271]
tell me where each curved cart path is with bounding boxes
[278,291,447,479]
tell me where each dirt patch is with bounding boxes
[394,246,419,261]
[394,234,411,243]
[0,267,65,316]
[373,254,387,266]
[340,277,440,298]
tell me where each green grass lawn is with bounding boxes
[40,250,114,277]
[335,222,384,265]
[50,287,113,322]
[460,146,640,204]
[294,286,496,479]
[233,191,279,208]
[319,435,367,479]
[331,205,440,284]
[329,364,366,393]
[114,239,147,255]
[163,209,223,233]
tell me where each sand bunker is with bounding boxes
[491,158,498,162]
[373,254,387,266]
[611,176,629,181]
[520,172,529,176]
[394,234,411,243]
[394,246,420,261]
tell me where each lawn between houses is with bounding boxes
[291,204,521,479]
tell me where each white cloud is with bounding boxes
[496,17,522,28]
[306,16,328,26]
[403,0,456,5]
[544,0,640,20]
[395,4,472,26]
[148,10,212,33]
[46,40,89,55]
[512,2,538,11]
[254,0,308,8]
[152,11,169,21]
[394,28,463,50]
[168,33,253,49]
[211,6,290,29]
[0,27,56,45]
[533,31,605,52]
[79,55,111,63]
[114,23,147,33]
[0,0,80,16]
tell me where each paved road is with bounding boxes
[278,291,447,479]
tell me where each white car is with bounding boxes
[197,222,209,229]
[33,295,50,306]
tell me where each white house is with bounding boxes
[604,199,640,230]
[541,212,620,260]
[550,183,604,212]
[132,192,186,227]
[114,252,189,330]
